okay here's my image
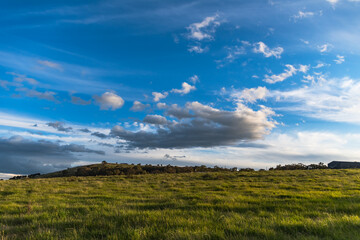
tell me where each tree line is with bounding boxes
[9,162,328,180]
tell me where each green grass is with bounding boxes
[1,170,360,239]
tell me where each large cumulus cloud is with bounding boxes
[111,101,276,149]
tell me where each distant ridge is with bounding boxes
[10,162,244,180]
[9,162,332,180]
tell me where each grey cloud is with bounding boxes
[1,73,56,102]
[71,96,91,105]
[164,154,186,161]
[62,144,105,155]
[111,101,276,149]
[16,88,57,102]
[0,80,22,90]
[91,132,108,139]
[143,115,168,125]
[98,142,114,148]
[0,136,104,174]
[165,104,193,119]
[7,72,38,85]
[130,101,150,112]
[79,128,91,133]
[47,121,73,132]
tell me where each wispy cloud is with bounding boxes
[264,64,309,84]
[15,88,57,102]
[186,14,220,53]
[292,11,315,22]
[253,42,283,59]
[271,77,360,124]
[37,60,63,71]
[186,14,220,41]
[216,45,247,67]
[327,0,339,6]
[189,75,199,84]
[47,121,73,132]
[334,55,345,64]
[318,44,333,53]
[71,96,91,105]
[188,45,208,53]
[313,63,328,68]
[233,86,269,103]
[7,72,38,85]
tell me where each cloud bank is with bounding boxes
[111,101,276,149]
[0,136,104,174]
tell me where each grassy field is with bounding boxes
[1,170,360,239]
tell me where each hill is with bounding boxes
[11,162,247,179]
[11,162,328,180]
[1,169,360,239]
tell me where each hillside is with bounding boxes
[14,162,246,179]
[1,169,360,239]
[12,162,328,180]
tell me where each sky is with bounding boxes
[1,0,360,177]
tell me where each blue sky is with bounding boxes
[1,0,360,176]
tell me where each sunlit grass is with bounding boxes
[1,169,360,239]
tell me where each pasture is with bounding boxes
[1,169,360,239]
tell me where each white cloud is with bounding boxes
[300,39,310,44]
[152,92,168,102]
[186,14,220,54]
[298,65,310,73]
[216,45,247,67]
[318,44,332,53]
[37,60,63,71]
[334,55,345,64]
[225,45,246,61]
[253,42,284,59]
[187,14,220,41]
[171,82,196,95]
[302,75,315,83]
[271,77,360,124]
[233,131,360,166]
[188,45,207,53]
[0,173,19,180]
[313,63,327,68]
[233,86,269,103]
[264,64,308,84]
[292,11,315,21]
[7,72,38,85]
[93,92,124,110]
[327,0,339,6]
[189,75,199,84]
